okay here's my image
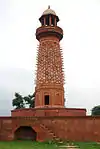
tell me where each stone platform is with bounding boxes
[11,107,86,117]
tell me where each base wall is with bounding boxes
[0,116,100,142]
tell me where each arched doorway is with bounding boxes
[14,126,37,141]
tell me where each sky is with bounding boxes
[0,0,100,115]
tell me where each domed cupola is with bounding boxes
[39,6,59,26]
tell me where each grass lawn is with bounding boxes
[0,141,58,149]
[75,142,100,149]
[0,141,100,149]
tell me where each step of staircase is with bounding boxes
[59,145,79,149]
[55,138,60,140]
[58,141,64,144]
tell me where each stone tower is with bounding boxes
[35,6,64,108]
[11,7,86,117]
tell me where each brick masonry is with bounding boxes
[11,108,86,117]
[0,116,100,142]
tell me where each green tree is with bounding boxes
[12,92,25,109]
[24,92,35,108]
[91,105,100,116]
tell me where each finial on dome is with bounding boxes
[48,5,50,9]
[42,6,58,16]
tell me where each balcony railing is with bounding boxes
[36,26,63,36]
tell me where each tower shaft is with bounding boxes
[36,36,64,86]
[35,7,64,108]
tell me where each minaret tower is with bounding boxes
[35,6,64,108]
[11,6,86,118]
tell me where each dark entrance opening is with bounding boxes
[14,126,37,141]
[44,95,49,105]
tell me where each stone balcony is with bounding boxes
[36,26,63,40]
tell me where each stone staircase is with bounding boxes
[40,123,63,144]
[40,123,79,149]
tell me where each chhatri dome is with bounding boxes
[39,6,59,24]
[42,6,56,16]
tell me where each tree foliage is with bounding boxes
[12,92,25,109]
[91,105,100,116]
[24,93,35,108]
[12,92,35,109]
